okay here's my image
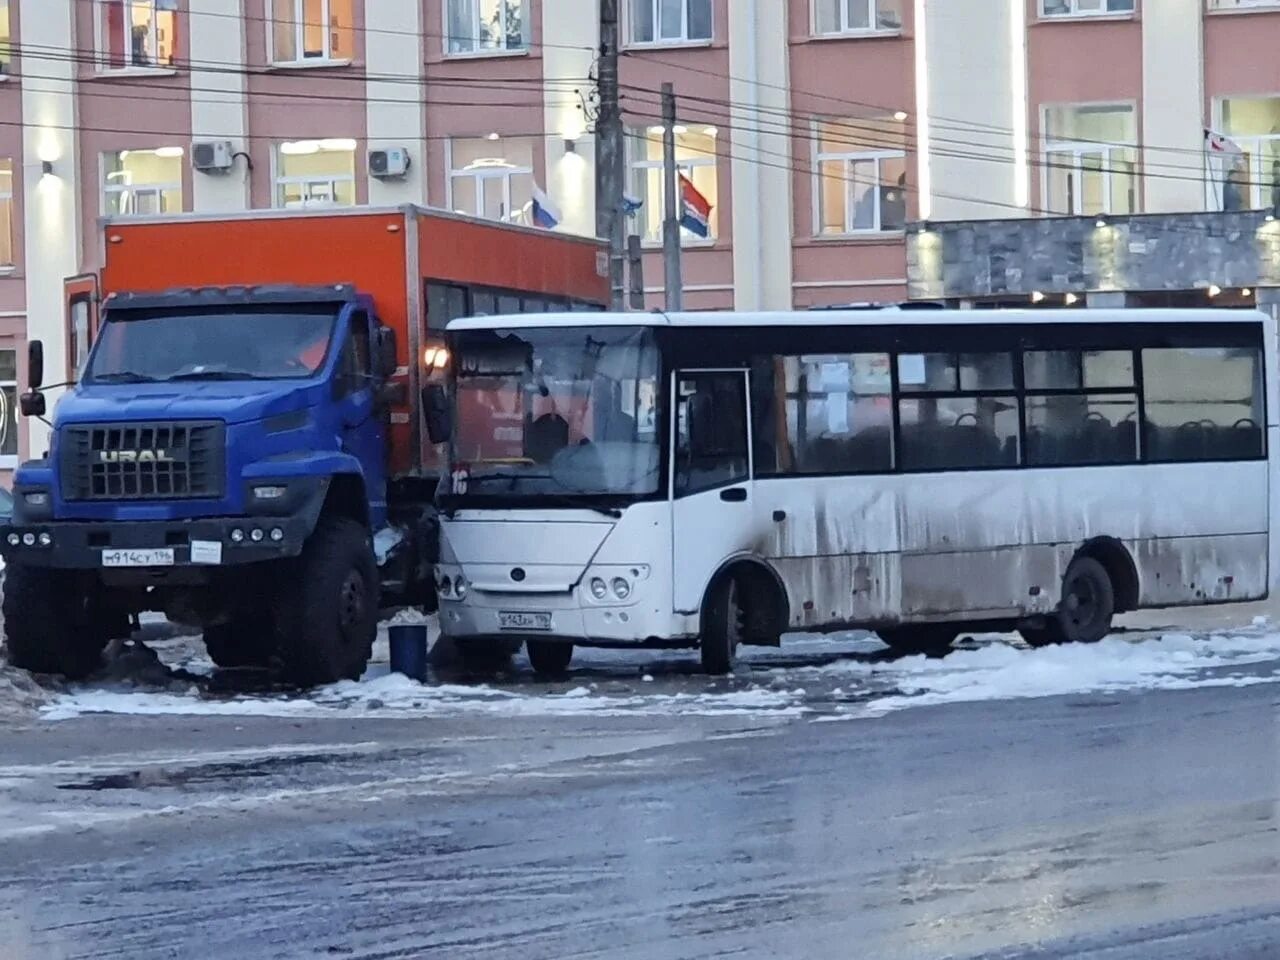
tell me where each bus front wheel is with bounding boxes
[1021,556,1115,647]
[700,575,744,675]
[527,640,573,677]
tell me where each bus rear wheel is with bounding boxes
[1021,556,1115,647]
[527,640,573,677]
[877,625,957,658]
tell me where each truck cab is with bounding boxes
[2,284,402,685]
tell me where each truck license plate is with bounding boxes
[102,548,175,568]
[498,611,552,632]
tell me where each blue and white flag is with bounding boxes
[530,186,561,229]
[622,193,643,217]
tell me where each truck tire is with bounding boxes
[2,566,108,679]
[877,625,957,658]
[526,639,573,677]
[700,575,743,676]
[273,517,378,687]
[204,620,275,669]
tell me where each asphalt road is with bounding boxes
[2,670,1279,959]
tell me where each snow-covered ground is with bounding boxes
[23,613,1280,724]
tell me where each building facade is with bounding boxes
[3,0,1280,474]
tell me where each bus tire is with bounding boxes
[457,637,517,675]
[1022,556,1115,647]
[878,625,956,658]
[2,566,108,680]
[700,575,743,676]
[204,620,275,669]
[527,640,573,677]
[273,517,378,687]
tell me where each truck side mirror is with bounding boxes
[27,339,44,390]
[422,384,452,445]
[376,327,397,379]
[19,391,46,418]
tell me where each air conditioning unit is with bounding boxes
[192,141,235,174]
[369,147,411,180]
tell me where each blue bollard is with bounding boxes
[388,624,428,681]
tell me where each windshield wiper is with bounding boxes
[163,370,272,382]
[89,371,161,383]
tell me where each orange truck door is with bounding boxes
[63,274,100,383]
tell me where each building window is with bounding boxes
[274,139,357,208]
[446,0,529,54]
[814,117,907,234]
[0,348,16,465]
[630,0,712,44]
[0,1,12,75]
[448,137,534,223]
[103,148,184,216]
[1042,103,1137,216]
[0,160,12,268]
[629,125,718,243]
[1040,0,1133,16]
[1216,97,1280,212]
[271,0,353,64]
[1206,0,1279,9]
[98,0,179,70]
[813,0,902,34]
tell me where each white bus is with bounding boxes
[425,307,1277,675]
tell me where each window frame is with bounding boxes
[1211,95,1280,212]
[0,345,17,468]
[1039,0,1135,17]
[811,0,904,36]
[101,148,185,218]
[95,0,180,73]
[272,141,357,209]
[812,122,907,235]
[0,0,13,77]
[0,158,13,269]
[444,0,530,56]
[627,0,713,47]
[1040,101,1138,217]
[627,127,719,246]
[445,139,535,224]
[269,0,352,66]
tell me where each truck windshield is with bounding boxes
[450,326,662,500]
[85,309,336,383]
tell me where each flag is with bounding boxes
[622,193,643,217]
[1204,128,1243,156]
[678,174,712,239]
[530,186,561,229]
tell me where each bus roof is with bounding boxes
[446,307,1270,332]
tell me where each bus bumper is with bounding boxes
[437,596,681,646]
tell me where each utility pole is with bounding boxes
[661,82,683,312]
[596,0,626,311]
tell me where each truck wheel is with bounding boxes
[204,620,275,669]
[878,625,957,658]
[700,575,743,676]
[274,518,378,687]
[526,640,573,677]
[2,566,108,679]
[1021,557,1115,647]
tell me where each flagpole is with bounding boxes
[662,82,684,313]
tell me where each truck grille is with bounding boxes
[60,421,226,501]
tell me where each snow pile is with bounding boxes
[817,630,1280,717]
[0,664,53,721]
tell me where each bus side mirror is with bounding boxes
[422,384,452,445]
[19,391,46,418]
[27,339,44,390]
[376,327,397,379]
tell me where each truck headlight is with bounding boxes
[23,492,49,507]
[37,532,52,547]
[21,533,35,546]
[252,485,287,501]
[6,533,18,546]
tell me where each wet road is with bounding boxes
[2,673,1280,959]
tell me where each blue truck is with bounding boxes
[0,207,608,685]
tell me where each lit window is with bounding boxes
[271,0,353,64]
[99,0,179,70]
[630,0,711,44]
[0,160,12,267]
[0,1,11,75]
[449,137,534,223]
[813,117,907,234]
[813,0,902,34]
[629,125,718,243]
[1041,0,1133,15]
[275,139,357,208]
[0,347,14,464]
[1216,97,1280,212]
[446,0,529,54]
[1042,104,1137,216]
[103,148,184,217]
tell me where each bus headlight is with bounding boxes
[455,576,468,600]
[611,577,631,600]
[439,576,452,598]
[590,577,608,600]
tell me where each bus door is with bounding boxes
[671,369,753,613]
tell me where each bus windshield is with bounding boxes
[85,308,336,383]
[450,325,662,500]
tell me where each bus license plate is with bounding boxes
[498,611,552,632]
[102,548,175,568]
